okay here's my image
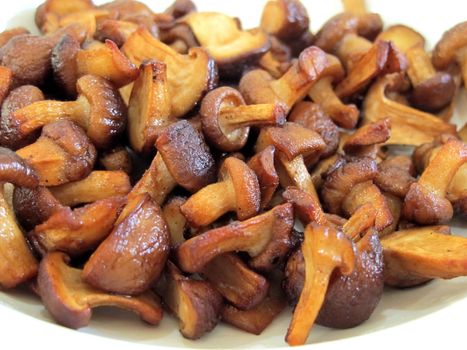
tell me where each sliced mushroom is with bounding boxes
[178,203,293,273]
[200,86,285,151]
[52,36,138,97]
[48,170,131,207]
[181,12,270,77]
[13,74,127,149]
[202,253,269,310]
[16,120,96,186]
[363,73,457,145]
[382,226,467,287]
[29,196,125,257]
[260,0,309,41]
[403,138,467,224]
[82,193,170,294]
[156,261,222,339]
[122,27,217,118]
[180,157,260,227]
[239,46,329,113]
[377,25,455,111]
[98,146,133,174]
[38,251,163,329]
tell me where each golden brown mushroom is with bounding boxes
[35,0,95,33]
[0,27,30,47]
[374,155,417,198]
[156,261,222,339]
[98,145,133,174]
[200,86,285,152]
[16,120,96,186]
[260,0,309,41]
[82,193,170,294]
[13,75,127,149]
[38,251,163,329]
[180,157,260,228]
[0,67,12,107]
[162,196,188,249]
[122,27,217,118]
[343,118,391,159]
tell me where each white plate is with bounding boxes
[0,1,466,349]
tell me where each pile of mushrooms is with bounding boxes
[0,0,466,346]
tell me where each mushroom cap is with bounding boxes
[156,120,216,193]
[99,0,154,19]
[409,72,456,112]
[0,146,39,187]
[51,34,80,97]
[432,21,467,69]
[314,13,359,52]
[376,24,425,53]
[200,86,249,152]
[219,157,260,220]
[164,0,197,19]
[76,74,127,149]
[0,27,30,48]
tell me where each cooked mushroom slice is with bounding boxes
[307,55,359,129]
[202,253,269,310]
[41,9,109,38]
[222,281,286,335]
[377,25,455,111]
[0,67,12,107]
[374,155,417,198]
[162,196,187,249]
[432,22,467,87]
[403,138,467,224]
[178,203,293,273]
[49,171,131,207]
[128,60,172,153]
[310,154,345,191]
[180,157,259,227]
[52,36,138,97]
[363,73,457,145]
[156,261,222,339]
[181,12,270,77]
[164,0,196,18]
[239,46,329,113]
[30,196,125,257]
[35,0,95,31]
[99,146,133,174]
[0,149,39,288]
[157,21,199,54]
[382,226,467,287]
[0,27,30,47]
[321,157,378,215]
[122,28,217,118]
[0,85,45,150]
[260,0,309,41]
[256,122,326,201]
[82,193,170,294]
[16,121,96,186]
[13,75,126,149]
[343,118,391,159]
[285,224,355,346]
[94,18,140,47]
[200,87,285,152]
[247,146,280,210]
[38,251,162,329]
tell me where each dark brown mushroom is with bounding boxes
[16,120,96,186]
[374,155,417,198]
[260,0,309,41]
[200,86,285,151]
[13,74,127,149]
[164,0,197,19]
[38,251,163,329]
[82,193,170,294]
[94,18,141,47]
[0,27,30,48]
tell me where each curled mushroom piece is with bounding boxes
[52,35,138,97]
[285,224,355,346]
[82,193,170,294]
[363,73,457,145]
[49,171,131,206]
[13,75,127,149]
[181,12,270,78]
[0,148,39,289]
[16,120,96,186]
[343,118,391,159]
[377,25,455,111]
[256,122,326,201]
[156,261,222,339]
[432,21,467,87]
[382,226,467,287]
[374,155,417,198]
[180,157,260,228]
[201,87,285,152]
[122,27,217,118]
[307,55,359,129]
[178,203,294,273]
[239,46,329,113]
[128,60,172,153]
[403,138,467,224]
[38,251,163,329]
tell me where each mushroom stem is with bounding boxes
[308,77,359,129]
[342,0,367,15]
[181,179,235,227]
[220,104,283,130]
[336,33,372,70]
[406,44,437,85]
